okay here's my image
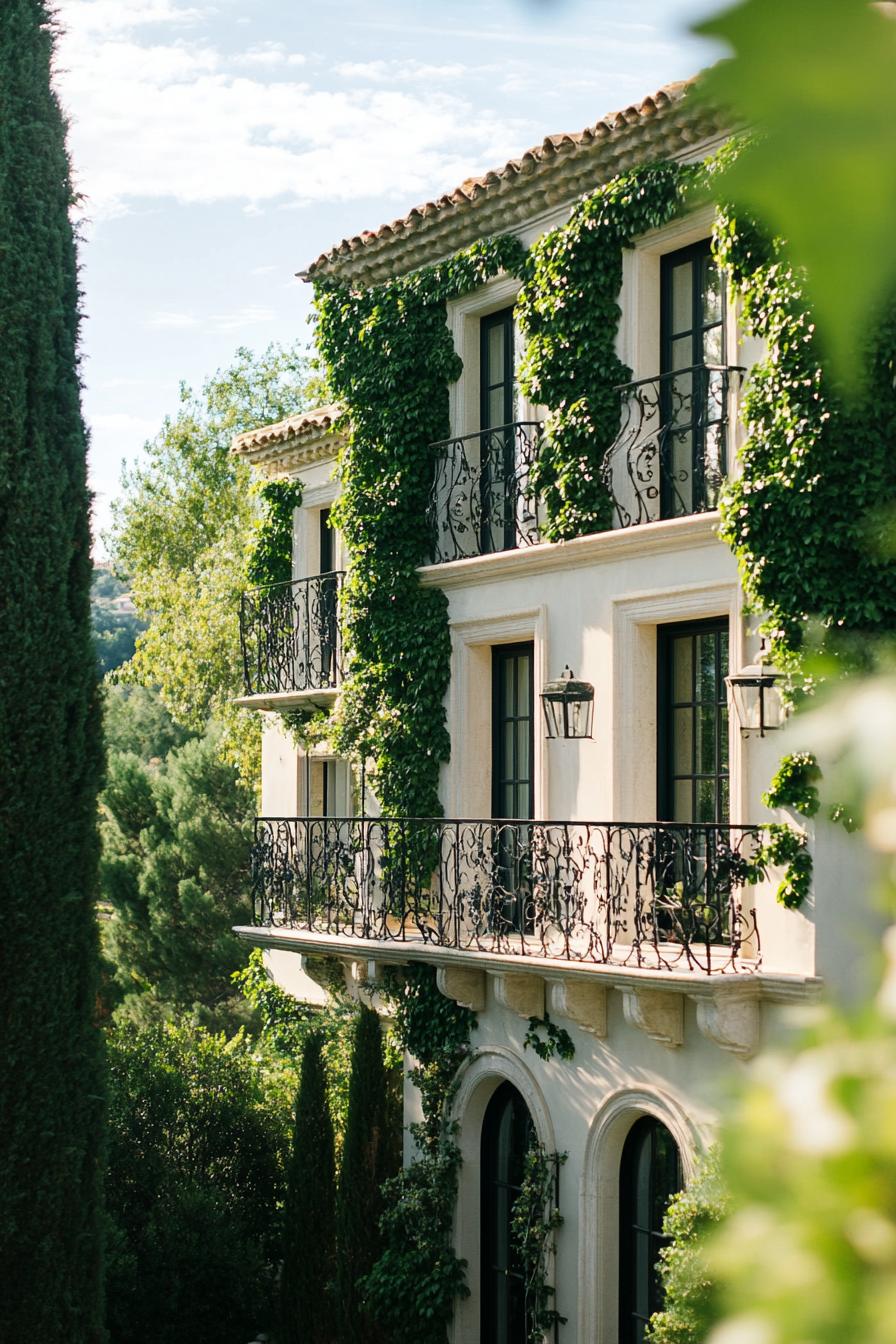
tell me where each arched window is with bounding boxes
[619,1115,683,1344]
[481,1080,535,1344]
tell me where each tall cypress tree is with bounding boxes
[280,1031,338,1344]
[336,1006,400,1344]
[0,3,106,1340]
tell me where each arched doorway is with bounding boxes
[618,1115,683,1344]
[481,1080,535,1344]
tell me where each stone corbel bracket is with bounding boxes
[620,987,684,1048]
[546,978,608,1037]
[690,987,760,1059]
[436,965,487,1012]
[492,972,545,1020]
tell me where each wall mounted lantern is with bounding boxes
[541,666,594,740]
[725,645,785,737]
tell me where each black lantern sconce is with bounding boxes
[541,666,594,740]
[725,645,785,737]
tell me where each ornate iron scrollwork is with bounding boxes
[428,422,544,564]
[251,815,763,975]
[600,364,744,529]
[239,571,344,696]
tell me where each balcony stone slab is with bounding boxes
[238,925,821,1055]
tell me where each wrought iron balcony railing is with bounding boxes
[428,421,543,564]
[600,364,744,530]
[251,816,763,975]
[239,571,344,697]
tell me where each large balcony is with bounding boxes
[250,815,763,976]
[427,364,743,564]
[239,571,344,701]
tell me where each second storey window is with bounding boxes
[480,307,517,554]
[660,240,727,518]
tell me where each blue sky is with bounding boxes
[53,0,727,554]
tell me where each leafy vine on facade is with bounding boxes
[511,1145,568,1343]
[361,963,477,1343]
[245,478,304,588]
[313,235,528,821]
[516,160,698,541]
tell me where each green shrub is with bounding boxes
[105,1021,289,1344]
[647,1150,727,1344]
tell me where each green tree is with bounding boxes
[103,682,192,761]
[105,1020,288,1344]
[108,343,318,779]
[91,565,145,675]
[100,728,254,1030]
[280,1032,339,1344]
[336,1006,402,1344]
[0,3,106,1339]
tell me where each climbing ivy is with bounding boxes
[361,964,477,1342]
[517,161,697,540]
[762,751,821,818]
[511,1145,568,1343]
[313,236,527,821]
[244,478,304,589]
[523,1012,576,1062]
[714,206,896,673]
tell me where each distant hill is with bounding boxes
[92,566,145,675]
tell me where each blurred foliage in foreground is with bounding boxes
[695,0,896,385]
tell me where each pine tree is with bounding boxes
[336,1006,401,1344]
[280,1032,338,1344]
[0,3,106,1339]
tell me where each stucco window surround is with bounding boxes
[449,1046,558,1344]
[293,478,344,581]
[610,580,746,826]
[445,606,548,819]
[579,1086,705,1344]
[447,273,542,440]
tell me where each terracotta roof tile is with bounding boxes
[301,78,727,287]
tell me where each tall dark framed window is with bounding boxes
[492,642,534,821]
[481,1081,535,1344]
[318,507,338,685]
[492,642,534,933]
[619,1117,683,1344]
[657,619,730,825]
[480,306,516,552]
[659,240,727,517]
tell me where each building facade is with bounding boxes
[231,81,868,1344]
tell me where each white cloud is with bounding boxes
[53,3,529,220]
[146,305,277,332]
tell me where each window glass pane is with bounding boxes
[671,260,693,333]
[697,777,716,822]
[516,653,529,705]
[489,385,506,429]
[488,321,505,380]
[674,780,692,822]
[702,323,723,366]
[672,636,692,702]
[698,634,717,703]
[673,709,692,774]
[669,336,693,380]
[701,255,723,324]
[720,775,730,822]
[698,703,716,774]
[516,722,530,782]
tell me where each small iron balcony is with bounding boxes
[425,367,744,565]
[601,364,745,529]
[239,571,344,697]
[251,816,763,975]
[428,421,544,564]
